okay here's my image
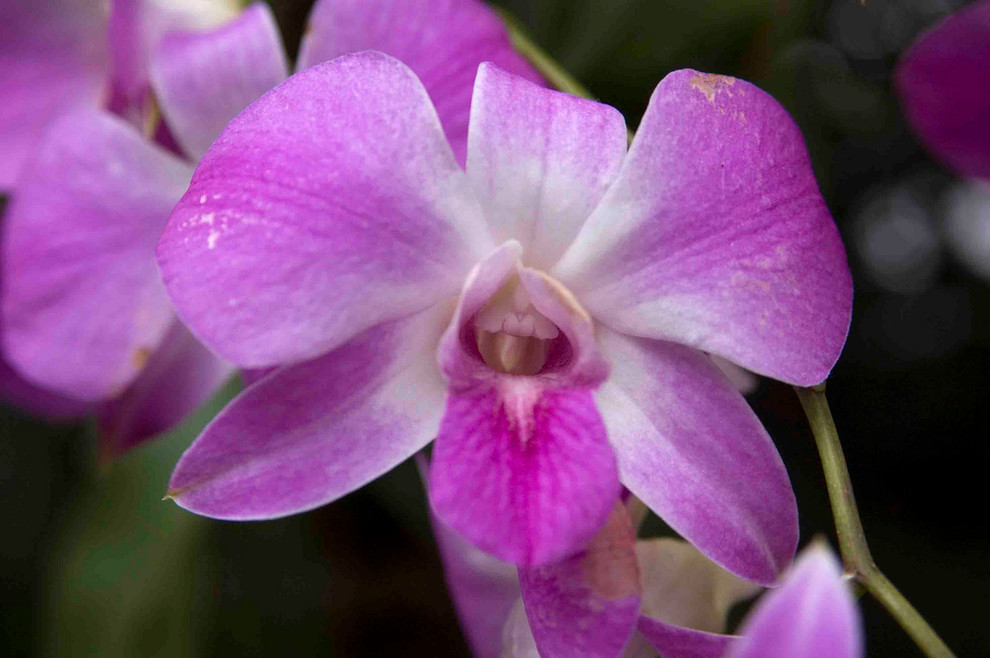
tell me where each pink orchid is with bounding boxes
[896,1,990,282]
[0,0,237,422]
[1,0,538,453]
[157,52,852,575]
[0,0,241,190]
[896,0,990,182]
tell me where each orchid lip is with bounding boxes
[473,274,561,375]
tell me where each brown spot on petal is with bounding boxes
[132,346,152,369]
[689,73,737,103]
[582,505,640,600]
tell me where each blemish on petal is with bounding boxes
[132,346,152,369]
[689,73,737,103]
[207,230,220,249]
[582,505,640,599]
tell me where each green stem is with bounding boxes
[795,385,955,658]
[496,8,595,99]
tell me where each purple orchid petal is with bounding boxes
[0,358,90,420]
[157,52,491,369]
[149,2,288,161]
[635,538,761,658]
[97,320,234,458]
[466,63,627,269]
[2,110,193,401]
[727,546,863,658]
[106,0,239,121]
[518,504,642,657]
[555,69,852,387]
[635,622,732,658]
[595,327,798,585]
[167,302,451,519]
[430,245,618,566]
[0,0,108,188]
[297,0,542,164]
[896,1,990,180]
[418,456,520,658]
[239,367,275,387]
[0,242,91,419]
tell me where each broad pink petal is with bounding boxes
[519,504,641,657]
[239,367,275,387]
[107,0,239,121]
[2,111,193,401]
[0,242,91,419]
[157,52,490,368]
[149,3,288,161]
[467,63,627,268]
[419,456,520,658]
[297,0,542,163]
[167,302,451,519]
[430,246,616,566]
[97,320,234,458]
[896,1,990,180]
[595,327,798,585]
[635,538,760,658]
[0,358,90,420]
[0,0,108,188]
[727,546,863,658]
[555,69,852,387]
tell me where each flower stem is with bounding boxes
[795,385,955,658]
[496,8,595,99]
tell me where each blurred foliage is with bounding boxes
[3,0,989,656]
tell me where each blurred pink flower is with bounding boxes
[896,0,990,181]
[1,0,537,454]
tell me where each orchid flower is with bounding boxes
[430,489,860,658]
[0,0,240,190]
[0,0,236,424]
[896,0,990,282]
[1,0,539,454]
[156,51,852,576]
[896,0,990,183]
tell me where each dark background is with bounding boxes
[1,0,987,655]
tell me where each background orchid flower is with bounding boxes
[0,0,236,431]
[896,0,990,183]
[0,0,239,190]
[157,51,852,576]
[1,0,539,454]
[896,0,990,285]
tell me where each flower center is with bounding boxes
[474,275,559,376]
